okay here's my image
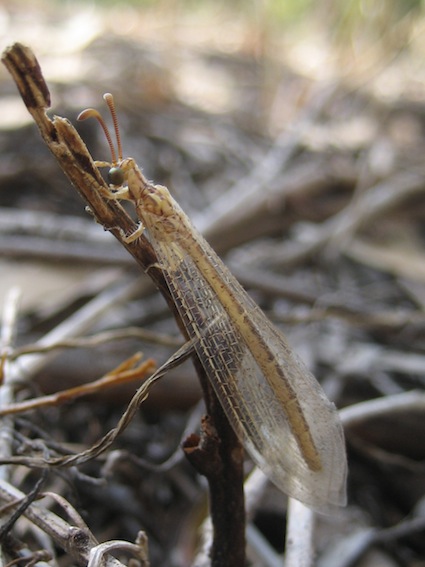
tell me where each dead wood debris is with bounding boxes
[0,4,425,567]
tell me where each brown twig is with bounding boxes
[2,42,246,566]
[0,353,156,417]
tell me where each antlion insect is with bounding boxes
[78,94,347,512]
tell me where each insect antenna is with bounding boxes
[77,95,120,165]
[103,93,123,162]
[78,94,125,186]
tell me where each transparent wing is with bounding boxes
[143,205,346,512]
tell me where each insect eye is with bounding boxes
[108,166,125,187]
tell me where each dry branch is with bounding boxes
[2,42,247,567]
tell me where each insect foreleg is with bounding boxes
[119,222,145,243]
